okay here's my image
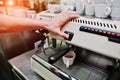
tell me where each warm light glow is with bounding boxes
[8,0,13,6]
[0,1,3,5]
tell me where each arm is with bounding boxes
[0,12,79,39]
[0,14,48,32]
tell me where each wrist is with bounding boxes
[41,19,49,30]
[35,19,49,30]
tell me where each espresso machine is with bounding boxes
[31,11,120,80]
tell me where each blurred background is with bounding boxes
[0,0,60,14]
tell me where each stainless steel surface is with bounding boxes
[31,55,79,80]
[9,49,44,80]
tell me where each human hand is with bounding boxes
[46,12,79,39]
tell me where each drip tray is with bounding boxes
[55,59,108,80]
[36,48,109,80]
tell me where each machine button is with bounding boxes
[103,31,107,34]
[111,32,116,36]
[88,28,91,31]
[116,33,120,37]
[91,28,94,31]
[95,29,98,32]
[79,26,88,31]
[80,26,84,30]
[107,32,111,35]
[64,31,74,41]
[84,27,87,30]
[99,30,102,33]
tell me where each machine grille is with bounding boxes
[71,19,117,30]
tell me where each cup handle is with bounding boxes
[66,60,69,68]
[105,6,111,16]
[81,3,85,12]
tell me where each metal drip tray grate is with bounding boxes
[54,59,108,80]
[88,73,103,80]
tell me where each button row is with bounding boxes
[80,26,120,38]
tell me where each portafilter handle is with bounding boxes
[48,47,71,64]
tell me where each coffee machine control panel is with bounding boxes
[36,12,120,60]
[80,26,120,43]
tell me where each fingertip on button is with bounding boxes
[64,31,74,41]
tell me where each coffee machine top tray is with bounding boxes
[35,11,120,60]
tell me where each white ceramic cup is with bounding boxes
[60,5,74,12]
[95,4,111,18]
[60,0,68,5]
[66,0,75,6]
[111,6,120,20]
[47,4,61,13]
[106,0,113,6]
[75,2,85,15]
[62,51,76,68]
[85,4,95,16]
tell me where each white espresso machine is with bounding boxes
[31,11,120,80]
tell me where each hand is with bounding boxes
[46,12,79,39]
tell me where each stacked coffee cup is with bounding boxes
[111,0,120,20]
[85,0,95,17]
[75,0,86,15]
[60,0,75,12]
[94,0,112,18]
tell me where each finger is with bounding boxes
[57,30,69,39]
[60,11,80,18]
[67,11,80,18]
[70,14,79,18]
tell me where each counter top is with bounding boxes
[9,49,44,80]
